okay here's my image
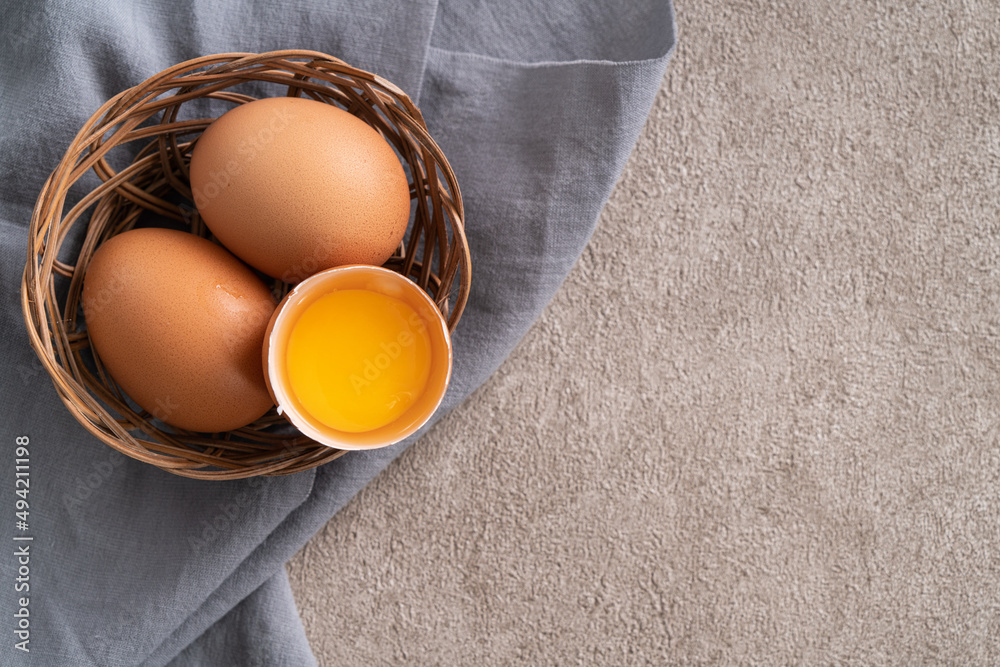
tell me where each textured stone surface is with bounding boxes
[289,1,1000,663]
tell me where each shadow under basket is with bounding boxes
[21,50,470,480]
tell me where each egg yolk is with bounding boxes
[285,289,432,433]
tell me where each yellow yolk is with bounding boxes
[285,289,432,433]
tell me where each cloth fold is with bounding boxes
[0,1,674,664]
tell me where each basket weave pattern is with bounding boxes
[21,50,470,480]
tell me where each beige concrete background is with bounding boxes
[288,1,1000,664]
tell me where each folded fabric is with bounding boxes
[0,1,675,664]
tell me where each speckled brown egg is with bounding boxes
[189,96,412,283]
[82,228,276,432]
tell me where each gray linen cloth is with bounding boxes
[0,1,675,664]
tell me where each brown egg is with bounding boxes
[189,96,412,283]
[82,228,276,432]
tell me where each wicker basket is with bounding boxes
[20,50,470,480]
